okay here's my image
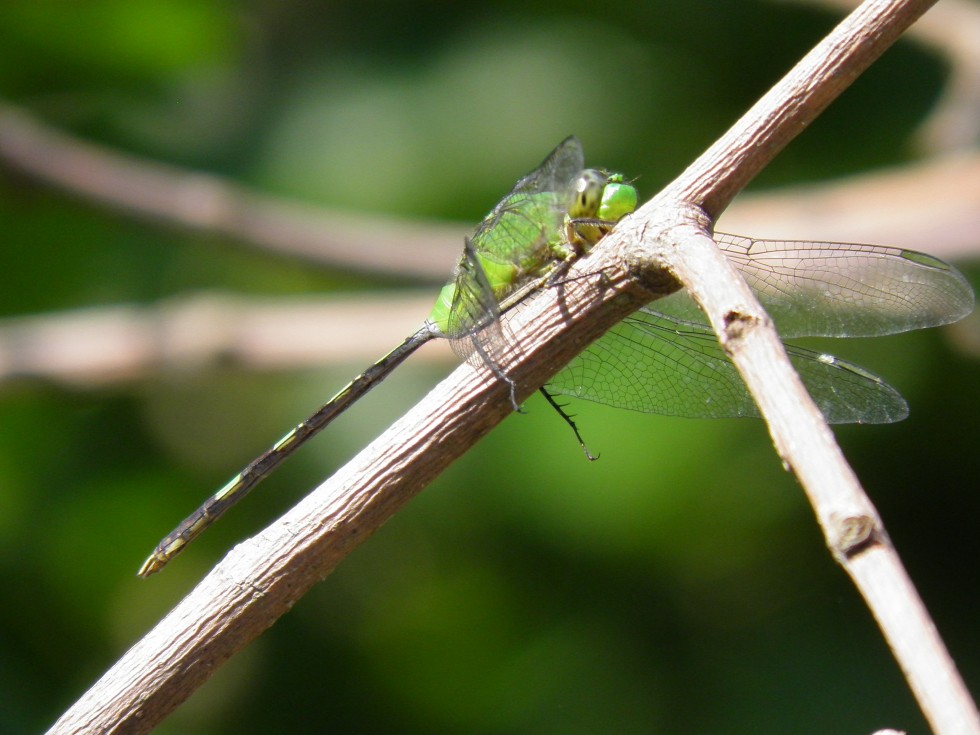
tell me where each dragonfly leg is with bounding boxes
[539,386,598,461]
[564,215,615,254]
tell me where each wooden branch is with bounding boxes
[46,0,979,733]
[625,223,977,734]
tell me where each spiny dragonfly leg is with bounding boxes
[539,386,598,461]
[564,215,616,255]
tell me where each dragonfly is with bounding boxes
[138,137,974,576]
[138,137,633,576]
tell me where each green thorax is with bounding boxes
[427,168,637,335]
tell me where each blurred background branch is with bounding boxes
[1,89,978,284]
[1,113,978,386]
[0,101,460,280]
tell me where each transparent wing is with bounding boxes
[468,135,584,272]
[446,238,506,364]
[446,136,585,354]
[651,233,975,338]
[548,308,908,424]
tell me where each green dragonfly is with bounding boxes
[138,137,630,575]
[138,137,973,576]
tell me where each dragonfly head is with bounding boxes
[566,170,638,250]
[570,170,637,222]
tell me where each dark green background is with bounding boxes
[0,2,976,733]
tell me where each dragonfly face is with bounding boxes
[565,170,638,252]
[569,170,638,223]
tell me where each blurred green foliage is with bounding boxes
[0,2,976,734]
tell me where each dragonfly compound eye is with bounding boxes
[597,181,638,222]
[570,169,608,218]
